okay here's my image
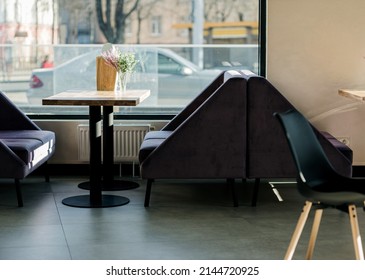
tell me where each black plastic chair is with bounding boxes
[274,109,365,260]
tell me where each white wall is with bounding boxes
[267,0,365,164]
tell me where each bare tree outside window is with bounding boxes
[204,0,235,22]
[135,0,160,44]
[204,0,257,22]
[95,0,140,44]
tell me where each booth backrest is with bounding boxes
[246,75,352,178]
[140,71,250,179]
[139,71,353,180]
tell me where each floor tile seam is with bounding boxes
[0,224,66,236]
[0,244,71,251]
[66,238,232,248]
[53,191,73,259]
[59,220,252,230]
[65,235,244,247]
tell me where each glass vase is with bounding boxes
[115,71,129,95]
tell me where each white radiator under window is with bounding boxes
[77,124,150,163]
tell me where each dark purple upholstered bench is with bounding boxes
[0,91,56,207]
[0,130,55,173]
[138,71,354,207]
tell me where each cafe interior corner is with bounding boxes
[1,0,365,261]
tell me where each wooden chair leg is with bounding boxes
[348,204,364,260]
[251,178,260,207]
[305,207,323,260]
[144,179,153,207]
[14,179,24,207]
[284,201,312,260]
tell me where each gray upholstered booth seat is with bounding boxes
[0,130,55,169]
[0,91,56,206]
[139,70,249,207]
[139,71,353,207]
[140,70,247,164]
[138,137,165,163]
[143,131,173,140]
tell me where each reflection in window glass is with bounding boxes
[0,0,260,116]
[158,54,182,74]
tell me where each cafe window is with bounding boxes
[0,0,263,117]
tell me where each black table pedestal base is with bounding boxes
[62,194,130,208]
[78,180,139,191]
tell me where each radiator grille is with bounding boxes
[77,124,150,162]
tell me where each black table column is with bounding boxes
[89,106,102,205]
[101,106,139,190]
[62,106,129,208]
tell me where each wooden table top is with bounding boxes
[338,89,365,102]
[42,89,150,106]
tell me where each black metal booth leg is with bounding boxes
[227,178,238,207]
[144,179,153,207]
[251,178,260,207]
[15,179,24,207]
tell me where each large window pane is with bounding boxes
[0,0,260,116]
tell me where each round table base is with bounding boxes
[62,194,130,208]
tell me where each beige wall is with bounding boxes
[267,0,365,165]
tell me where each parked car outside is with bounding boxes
[27,48,221,106]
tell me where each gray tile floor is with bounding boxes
[0,176,364,260]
